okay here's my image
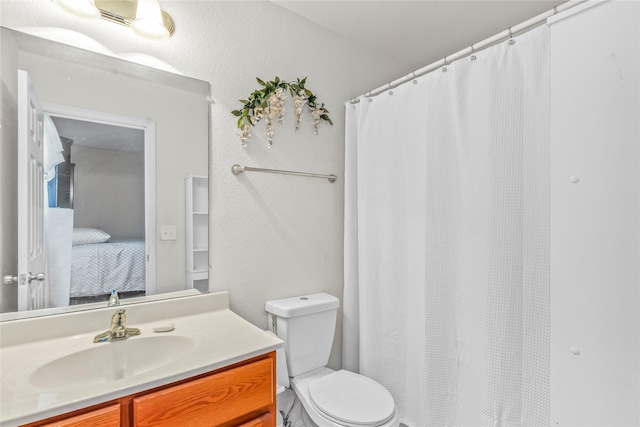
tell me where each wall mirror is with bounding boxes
[0,27,210,320]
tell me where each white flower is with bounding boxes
[264,115,275,147]
[268,87,286,126]
[311,105,324,135]
[239,123,251,146]
[251,107,264,125]
[294,90,308,131]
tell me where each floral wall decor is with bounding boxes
[232,77,333,147]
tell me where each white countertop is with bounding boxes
[0,291,282,426]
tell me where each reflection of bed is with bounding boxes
[70,240,146,298]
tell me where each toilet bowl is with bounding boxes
[291,367,398,427]
[265,293,399,427]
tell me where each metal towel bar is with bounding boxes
[231,164,337,183]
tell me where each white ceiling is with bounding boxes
[272,0,567,72]
[50,116,144,153]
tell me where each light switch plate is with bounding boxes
[160,225,177,241]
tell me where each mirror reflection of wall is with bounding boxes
[53,118,145,240]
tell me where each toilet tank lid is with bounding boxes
[265,293,339,318]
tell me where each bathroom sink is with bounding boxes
[29,335,195,389]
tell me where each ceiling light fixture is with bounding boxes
[53,0,101,19]
[131,0,170,40]
[52,0,175,39]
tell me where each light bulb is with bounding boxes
[131,0,170,40]
[53,0,100,19]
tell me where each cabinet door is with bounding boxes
[39,404,120,427]
[236,413,273,427]
[133,358,273,427]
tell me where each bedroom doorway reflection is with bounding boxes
[43,104,156,307]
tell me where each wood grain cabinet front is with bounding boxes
[235,413,274,427]
[22,352,276,427]
[38,404,120,427]
[133,357,274,427]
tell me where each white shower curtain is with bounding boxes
[344,26,550,426]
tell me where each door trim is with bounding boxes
[42,102,157,296]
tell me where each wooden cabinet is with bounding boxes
[235,413,273,427]
[23,352,276,427]
[38,405,120,427]
[133,357,273,426]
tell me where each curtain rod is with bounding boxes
[231,164,338,183]
[347,0,588,104]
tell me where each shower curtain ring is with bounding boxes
[470,44,477,61]
[508,27,516,45]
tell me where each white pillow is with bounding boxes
[72,227,111,245]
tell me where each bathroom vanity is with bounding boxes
[22,353,275,426]
[0,291,282,427]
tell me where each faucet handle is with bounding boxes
[111,309,127,327]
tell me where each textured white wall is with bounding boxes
[0,0,407,368]
[549,1,640,424]
[199,2,408,370]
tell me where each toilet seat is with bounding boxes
[308,370,396,427]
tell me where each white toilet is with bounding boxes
[266,293,399,427]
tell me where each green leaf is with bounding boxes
[231,110,242,117]
[239,99,249,104]
[257,78,266,86]
[326,118,334,126]
[237,117,245,129]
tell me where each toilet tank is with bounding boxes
[265,293,339,377]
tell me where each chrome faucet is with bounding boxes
[93,309,141,343]
[107,290,120,307]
